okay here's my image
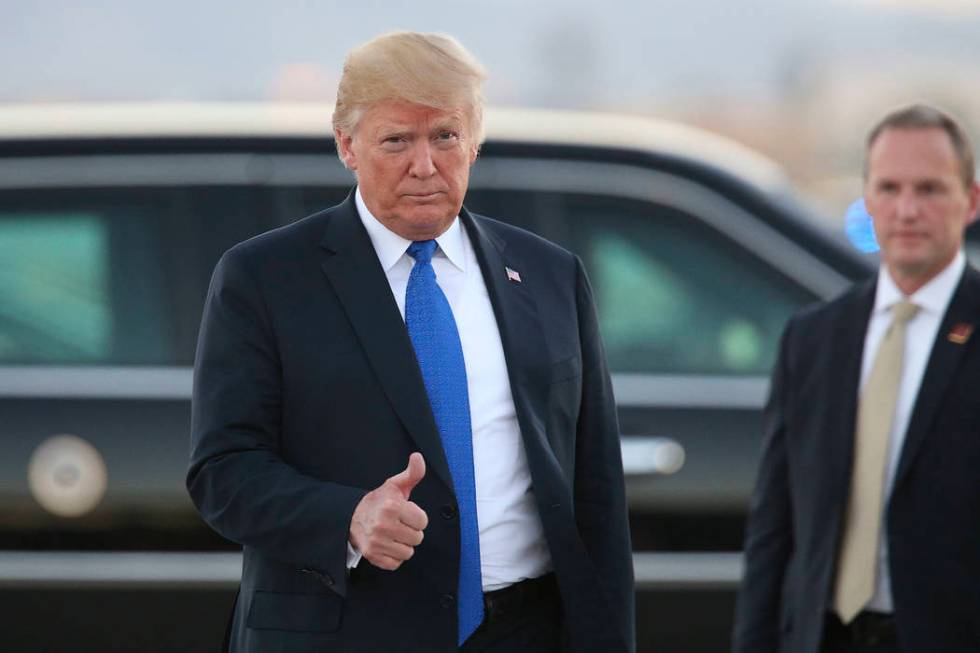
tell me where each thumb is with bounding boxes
[388,452,426,498]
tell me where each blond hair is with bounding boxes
[332,32,487,148]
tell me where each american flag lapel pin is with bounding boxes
[947,323,973,345]
[505,266,522,283]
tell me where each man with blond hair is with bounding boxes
[188,32,634,652]
[734,103,980,652]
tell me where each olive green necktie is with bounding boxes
[833,300,919,623]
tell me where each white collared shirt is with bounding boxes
[861,251,965,612]
[352,188,552,590]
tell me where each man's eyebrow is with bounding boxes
[872,178,898,188]
[432,114,464,128]
[375,122,411,134]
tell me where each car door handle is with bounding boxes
[620,436,685,476]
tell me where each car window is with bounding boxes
[551,193,817,376]
[0,173,821,377]
[0,187,266,366]
[460,188,544,235]
[0,200,174,365]
[0,210,114,363]
[287,185,356,220]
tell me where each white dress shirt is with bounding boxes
[351,189,552,590]
[860,251,965,612]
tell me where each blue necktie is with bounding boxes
[405,240,484,644]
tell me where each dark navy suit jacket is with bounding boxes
[187,193,635,652]
[733,266,980,653]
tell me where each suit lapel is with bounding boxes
[461,211,554,460]
[317,194,453,491]
[893,265,980,489]
[825,280,877,511]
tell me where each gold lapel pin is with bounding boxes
[947,323,974,345]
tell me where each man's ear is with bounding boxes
[967,181,980,226]
[469,143,480,166]
[335,128,357,171]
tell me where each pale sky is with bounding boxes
[849,0,980,14]
[3,0,979,109]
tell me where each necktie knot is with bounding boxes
[407,240,437,264]
[891,300,919,326]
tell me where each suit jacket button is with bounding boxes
[440,593,455,608]
[441,504,456,519]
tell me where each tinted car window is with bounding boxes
[0,196,174,365]
[276,185,353,224]
[464,188,553,236]
[0,187,267,365]
[1,178,822,377]
[560,194,817,375]
[0,211,111,362]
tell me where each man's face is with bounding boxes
[335,100,478,241]
[865,127,980,290]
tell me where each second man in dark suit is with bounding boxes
[734,103,980,653]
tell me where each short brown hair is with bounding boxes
[866,103,976,189]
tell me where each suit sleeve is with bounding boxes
[186,249,366,596]
[731,317,797,653]
[572,255,636,652]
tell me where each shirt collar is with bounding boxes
[873,249,965,317]
[355,187,466,272]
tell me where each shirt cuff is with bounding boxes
[346,542,362,569]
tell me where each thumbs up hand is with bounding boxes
[349,453,429,571]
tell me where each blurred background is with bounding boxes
[2,1,980,651]
[5,0,980,220]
